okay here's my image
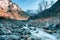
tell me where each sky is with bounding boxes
[12,0,57,11]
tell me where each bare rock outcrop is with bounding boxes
[0,0,29,20]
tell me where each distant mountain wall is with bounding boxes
[28,0,60,20]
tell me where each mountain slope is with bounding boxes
[0,0,29,20]
[29,0,60,20]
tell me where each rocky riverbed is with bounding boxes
[0,18,60,40]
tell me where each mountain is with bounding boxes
[27,0,60,29]
[28,0,60,20]
[26,10,38,16]
[0,0,60,40]
[0,0,29,20]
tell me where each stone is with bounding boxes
[0,35,19,40]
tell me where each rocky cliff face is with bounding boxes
[29,0,60,20]
[0,0,29,20]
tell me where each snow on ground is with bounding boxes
[30,28,57,40]
[22,26,57,40]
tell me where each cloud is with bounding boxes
[12,0,57,11]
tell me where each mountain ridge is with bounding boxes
[28,0,60,20]
[0,0,29,20]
